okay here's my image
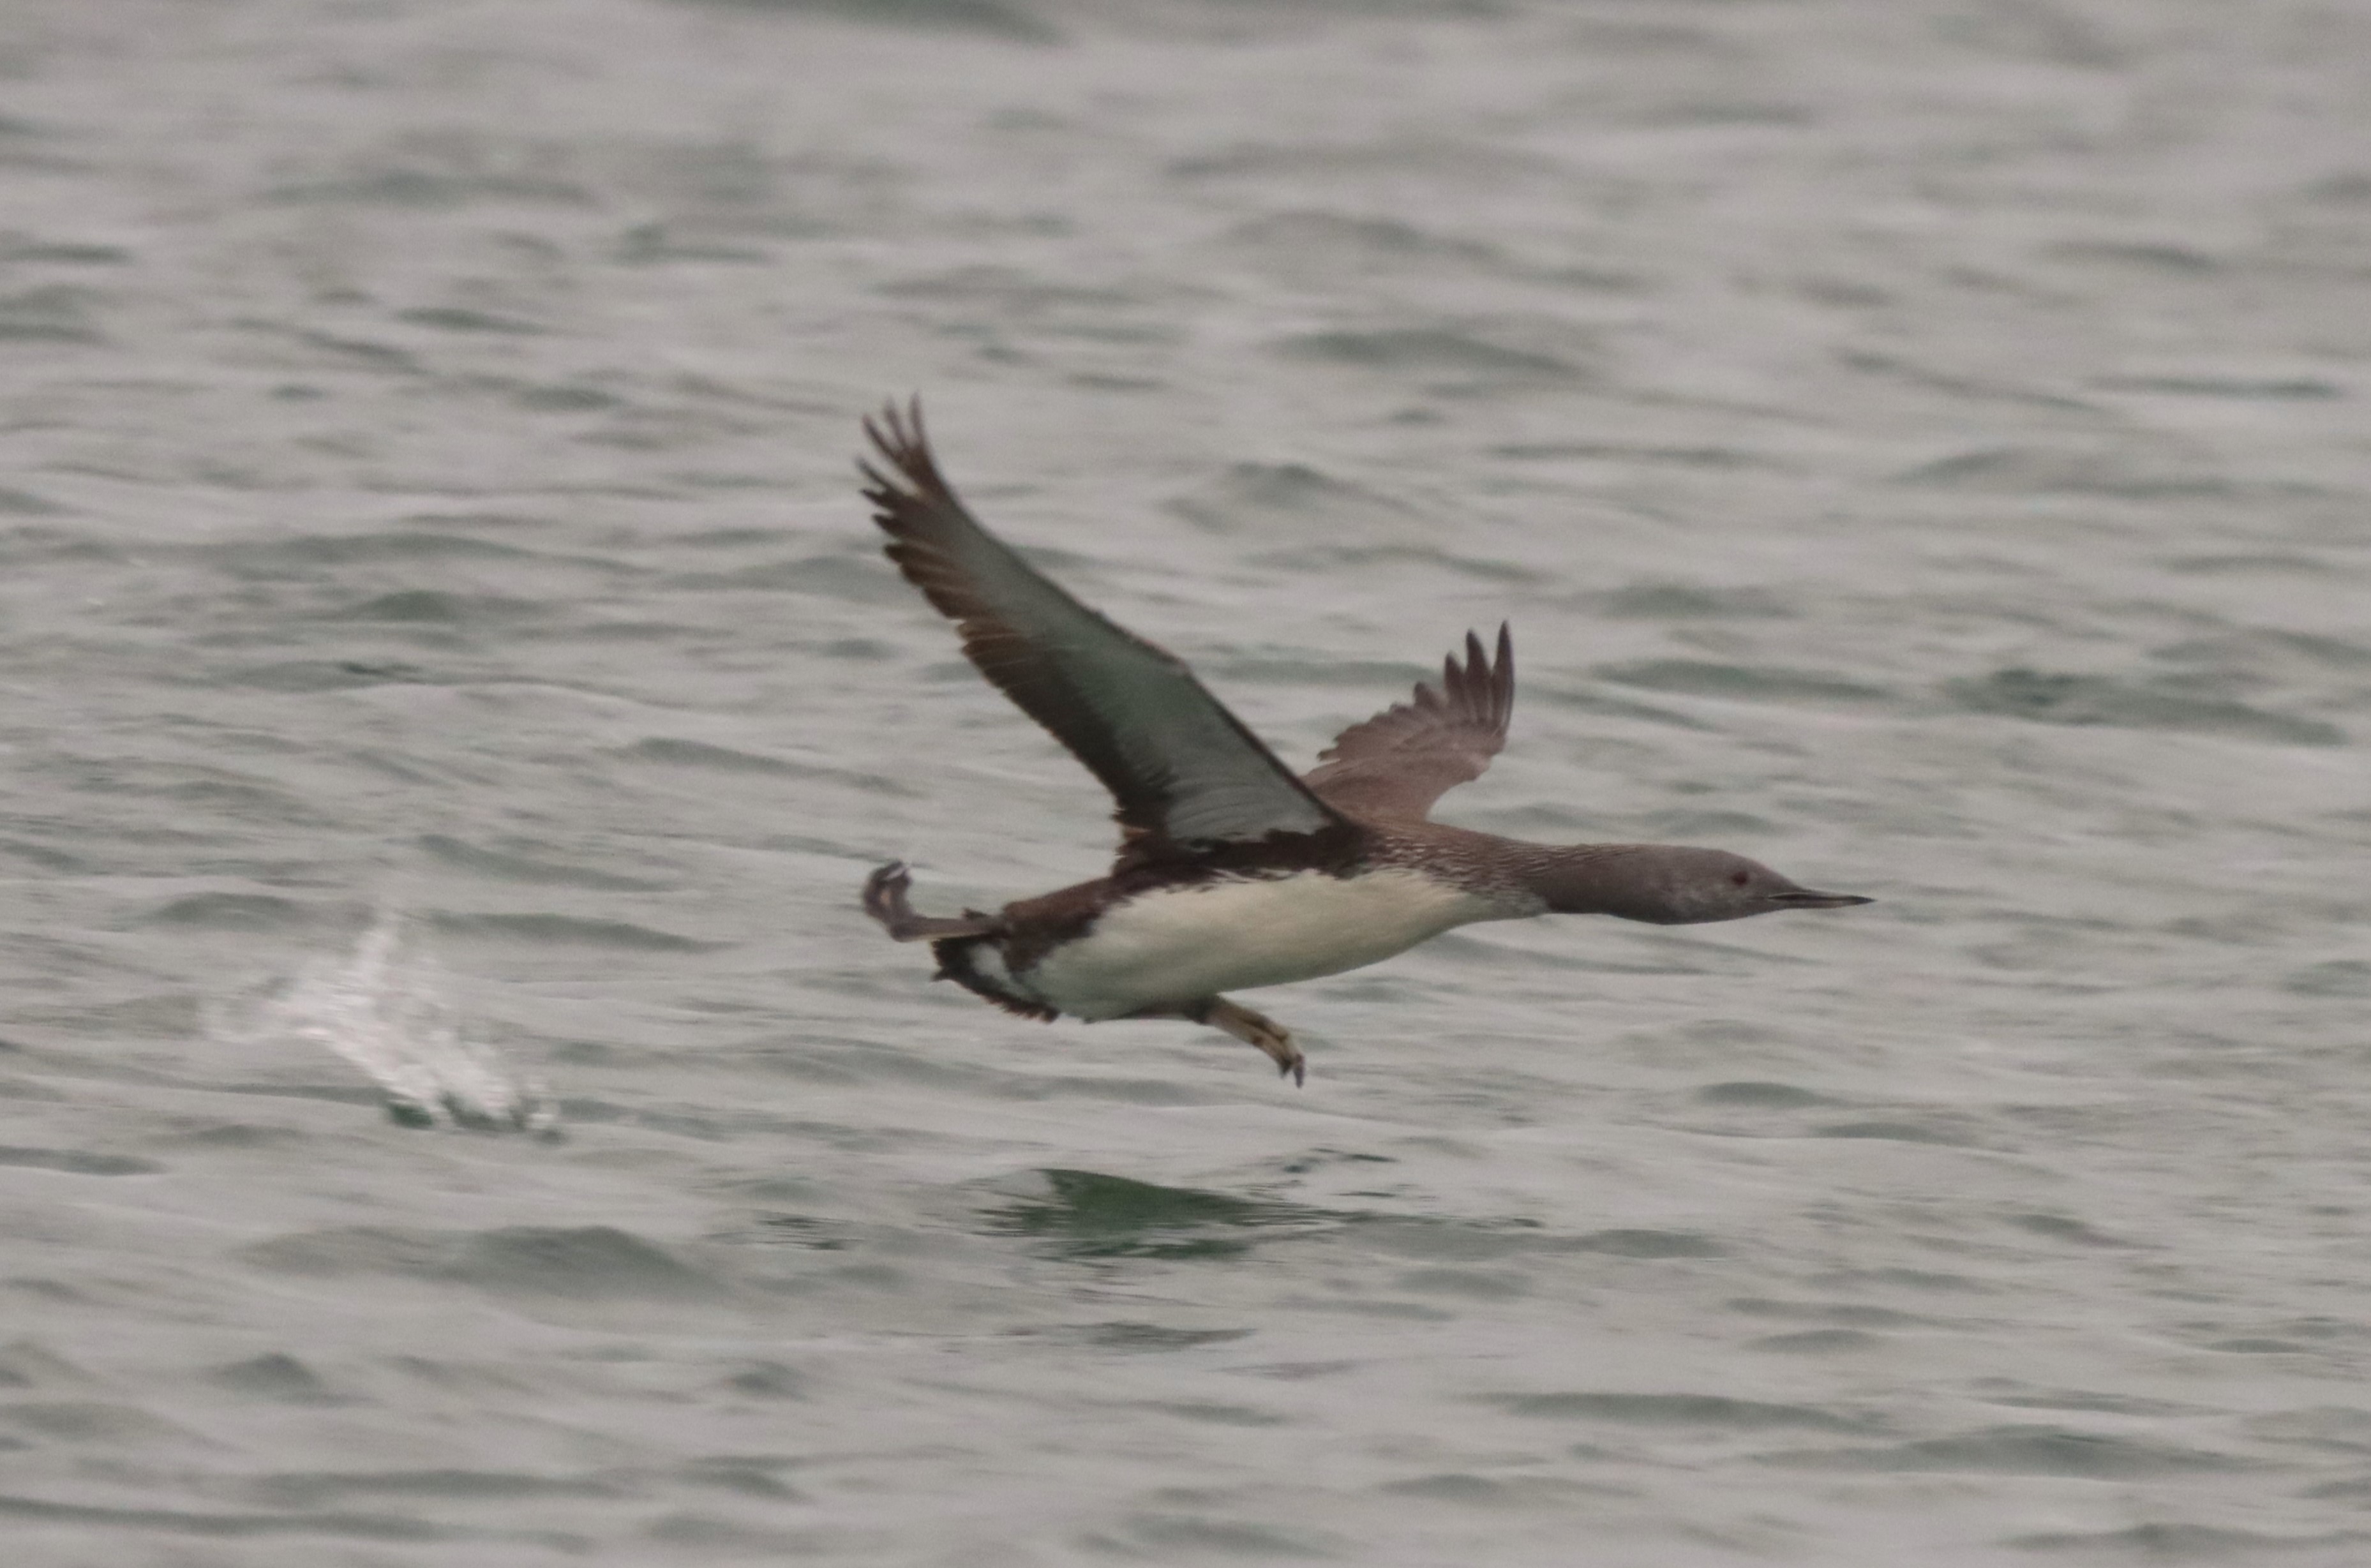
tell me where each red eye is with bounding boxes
[1730,871,1751,886]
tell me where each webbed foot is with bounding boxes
[1195,997,1305,1087]
[862,862,1000,942]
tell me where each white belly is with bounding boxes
[1024,869,1505,1020]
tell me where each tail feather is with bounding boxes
[931,936,1059,1021]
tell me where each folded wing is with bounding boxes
[1303,625,1513,821]
[860,399,1349,861]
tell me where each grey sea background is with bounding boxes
[3,0,2369,1562]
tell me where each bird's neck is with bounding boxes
[1523,844,1667,919]
[1372,825,1667,920]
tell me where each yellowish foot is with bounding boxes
[1200,997,1305,1087]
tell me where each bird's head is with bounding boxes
[1543,846,1873,925]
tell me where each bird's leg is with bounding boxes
[862,862,1000,942]
[1191,996,1306,1087]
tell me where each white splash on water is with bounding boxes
[232,909,559,1135]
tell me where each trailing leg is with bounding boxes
[1193,996,1306,1086]
[862,862,999,942]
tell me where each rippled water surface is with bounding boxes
[4,1,2370,1562]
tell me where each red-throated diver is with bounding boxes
[856,400,1871,1084]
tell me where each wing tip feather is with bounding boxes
[861,394,941,504]
[858,397,1350,856]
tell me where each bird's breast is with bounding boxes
[1022,867,1506,1020]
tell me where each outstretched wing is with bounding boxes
[1302,625,1513,821]
[860,399,1349,860]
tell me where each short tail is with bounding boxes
[931,935,1058,1022]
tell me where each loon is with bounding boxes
[856,400,1871,1084]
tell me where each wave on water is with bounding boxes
[218,909,559,1137]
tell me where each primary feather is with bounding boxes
[1302,625,1514,821]
[860,400,1349,862]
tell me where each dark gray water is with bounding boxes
[4,1,2369,1562]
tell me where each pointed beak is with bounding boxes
[1771,889,1874,909]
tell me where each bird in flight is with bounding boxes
[857,400,1869,1084]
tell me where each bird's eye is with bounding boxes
[1730,870,1751,887]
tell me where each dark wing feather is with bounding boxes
[1301,625,1513,821]
[860,399,1349,860]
